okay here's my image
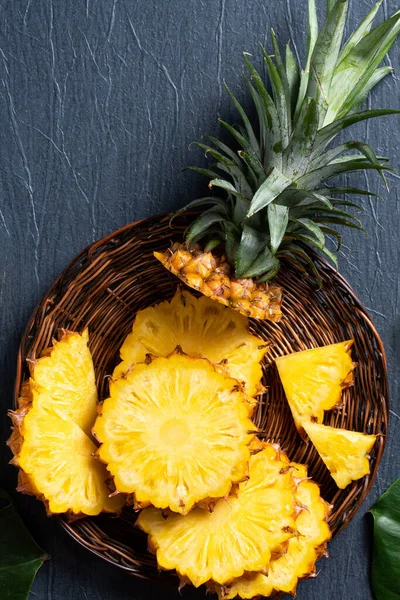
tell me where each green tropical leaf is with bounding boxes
[370,479,400,600]
[306,0,348,124]
[297,160,393,190]
[186,210,228,244]
[243,55,282,169]
[209,178,247,199]
[294,0,318,120]
[263,49,291,147]
[224,84,261,159]
[325,8,400,124]
[285,43,300,114]
[268,204,289,254]
[0,490,47,600]
[285,97,319,176]
[203,135,242,166]
[349,67,393,114]
[248,167,292,216]
[236,224,268,278]
[316,186,383,200]
[291,217,326,246]
[339,0,383,62]
[242,246,280,279]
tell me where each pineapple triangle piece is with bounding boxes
[275,341,355,430]
[138,442,298,587]
[115,288,269,398]
[303,421,376,489]
[8,330,125,516]
[8,402,124,516]
[211,465,331,599]
[95,351,255,514]
[29,329,98,437]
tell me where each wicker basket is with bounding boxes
[14,213,389,580]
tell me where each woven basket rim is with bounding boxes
[12,212,390,577]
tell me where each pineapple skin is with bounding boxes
[154,244,283,321]
[7,331,124,517]
[115,287,269,399]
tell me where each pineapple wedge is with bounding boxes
[213,470,331,599]
[115,288,268,398]
[303,421,376,489]
[138,443,298,587]
[276,341,355,430]
[94,351,255,514]
[29,329,98,437]
[8,375,124,516]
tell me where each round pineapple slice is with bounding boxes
[30,329,98,437]
[114,288,269,398]
[13,405,124,516]
[213,465,332,599]
[94,351,255,514]
[137,443,298,587]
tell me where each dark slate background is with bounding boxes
[0,1,399,599]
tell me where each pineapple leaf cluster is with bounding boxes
[183,0,400,282]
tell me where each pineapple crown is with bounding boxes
[180,0,400,282]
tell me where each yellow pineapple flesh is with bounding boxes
[154,243,282,322]
[303,421,376,489]
[114,288,268,398]
[29,329,98,437]
[137,443,299,587]
[275,341,355,430]
[13,406,123,515]
[94,351,255,514]
[8,338,125,516]
[213,463,331,599]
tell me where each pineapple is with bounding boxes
[137,443,299,587]
[94,351,255,514]
[8,370,124,516]
[275,340,355,430]
[28,329,98,437]
[114,288,268,398]
[213,471,331,599]
[156,0,400,320]
[303,421,376,488]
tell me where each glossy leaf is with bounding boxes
[295,0,318,119]
[248,167,291,216]
[0,490,47,600]
[242,246,280,279]
[236,224,268,277]
[285,43,300,114]
[339,0,383,62]
[268,204,289,254]
[186,210,228,244]
[370,479,400,600]
[306,0,348,124]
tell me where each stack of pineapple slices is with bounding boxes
[8,288,377,598]
[276,342,376,488]
[8,330,124,516]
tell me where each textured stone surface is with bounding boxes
[0,1,399,599]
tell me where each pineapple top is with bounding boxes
[181,0,400,282]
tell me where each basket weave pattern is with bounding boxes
[14,214,389,579]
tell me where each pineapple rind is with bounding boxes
[95,352,255,514]
[303,421,376,489]
[115,288,268,398]
[275,341,355,430]
[154,249,283,322]
[138,443,298,587]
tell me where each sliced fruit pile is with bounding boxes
[276,342,376,488]
[7,330,124,516]
[8,290,377,598]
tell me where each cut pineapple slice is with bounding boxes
[213,469,331,599]
[13,405,123,515]
[275,341,355,430]
[94,351,255,514]
[303,421,376,489]
[114,289,268,398]
[138,443,298,587]
[30,329,98,437]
